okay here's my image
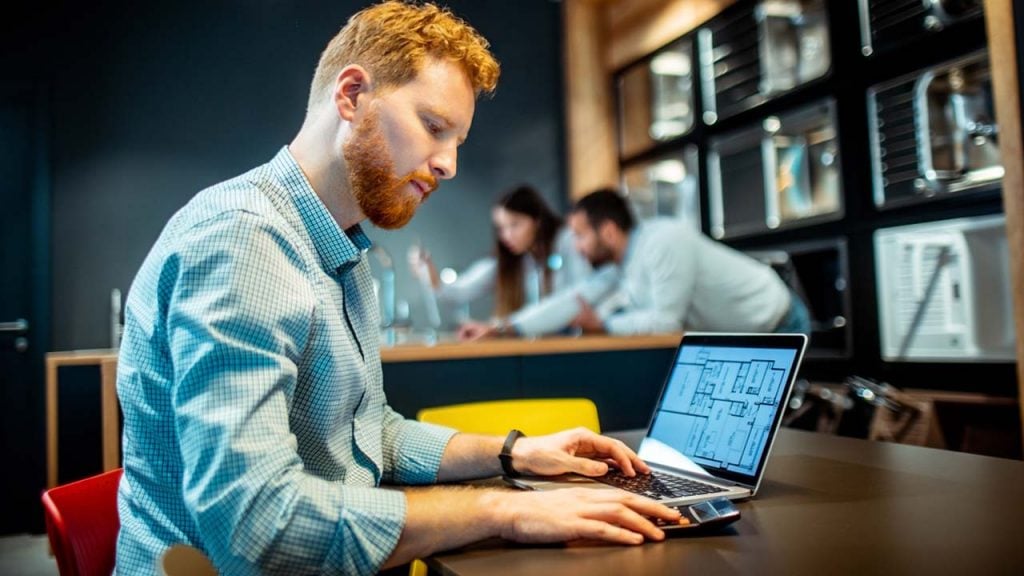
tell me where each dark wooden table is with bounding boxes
[427,429,1024,576]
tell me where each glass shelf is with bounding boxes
[618,38,695,158]
[708,99,842,239]
[621,145,701,230]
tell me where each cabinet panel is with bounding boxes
[618,38,696,158]
[709,99,841,239]
[699,0,831,123]
[869,50,1001,208]
[875,214,1014,361]
[858,0,984,57]
[383,358,521,419]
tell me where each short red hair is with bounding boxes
[308,1,500,109]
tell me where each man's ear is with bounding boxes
[333,65,372,122]
[598,219,619,244]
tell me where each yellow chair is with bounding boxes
[416,398,601,435]
[410,398,601,576]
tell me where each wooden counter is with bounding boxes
[45,334,682,367]
[379,334,681,362]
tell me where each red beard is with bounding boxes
[343,108,437,229]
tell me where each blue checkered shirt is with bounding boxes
[115,147,456,575]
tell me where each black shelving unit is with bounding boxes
[612,0,1015,396]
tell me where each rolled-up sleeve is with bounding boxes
[509,265,621,336]
[168,212,406,575]
[381,409,458,485]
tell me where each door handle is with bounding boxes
[0,319,29,333]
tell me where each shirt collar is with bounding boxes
[266,146,372,275]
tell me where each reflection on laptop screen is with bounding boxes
[640,343,797,480]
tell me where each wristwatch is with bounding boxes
[499,429,525,477]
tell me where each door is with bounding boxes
[0,81,50,534]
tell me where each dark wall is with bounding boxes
[47,0,565,350]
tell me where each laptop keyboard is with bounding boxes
[596,469,727,499]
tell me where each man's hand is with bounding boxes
[510,427,650,478]
[388,482,683,566]
[570,297,605,334]
[393,429,675,565]
[457,320,497,341]
[497,488,681,544]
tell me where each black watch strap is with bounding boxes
[499,429,525,477]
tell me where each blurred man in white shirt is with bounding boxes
[567,189,811,336]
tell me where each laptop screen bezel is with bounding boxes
[640,332,807,488]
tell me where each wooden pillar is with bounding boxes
[984,0,1024,455]
[562,0,618,201]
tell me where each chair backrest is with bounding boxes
[41,468,123,576]
[417,398,600,436]
[159,544,218,576]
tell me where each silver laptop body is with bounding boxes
[507,332,808,506]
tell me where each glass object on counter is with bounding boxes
[618,38,695,158]
[874,214,1014,362]
[407,242,444,334]
[708,98,841,239]
[367,245,395,329]
[110,288,124,349]
[621,145,700,230]
[869,50,1001,209]
[699,0,830,123]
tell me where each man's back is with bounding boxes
[609,218,790,333]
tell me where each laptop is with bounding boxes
[506,332,808,505]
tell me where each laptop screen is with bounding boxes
[638,333,806,487]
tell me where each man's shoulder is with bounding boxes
[173,166,279,228]
[159,162,310,252]
[637,218,697,244]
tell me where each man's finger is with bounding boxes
[621,494,682,521]
[588,502,666,541]
[574,519,645,545]
[582,434,647,476]
[567,456,609,477]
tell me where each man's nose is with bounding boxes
[430,146,457,180]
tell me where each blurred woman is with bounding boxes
[410,185,591,336]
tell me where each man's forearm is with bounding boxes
[435,433,505,482]
[384,434,513,568]
[382,486,511,569]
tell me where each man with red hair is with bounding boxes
[115,2,681,574]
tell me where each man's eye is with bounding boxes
[426,120,442,135]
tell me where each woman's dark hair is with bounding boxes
[494,185,563,317]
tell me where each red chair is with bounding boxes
[41,468,123,576]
